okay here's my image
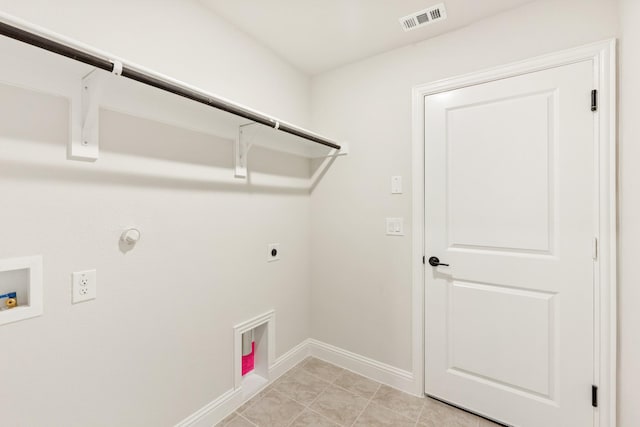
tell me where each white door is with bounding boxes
[424,60,595,427]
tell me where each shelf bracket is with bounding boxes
[235,123,257,178]
[69,61,122,161]
[69,69,102,161]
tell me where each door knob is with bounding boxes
[428,256,449,267]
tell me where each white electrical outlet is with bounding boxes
[72,269,97,303]
[267,243,280,262]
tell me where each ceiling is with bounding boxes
[201,0,537,75]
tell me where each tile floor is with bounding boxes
[216,357,503,427]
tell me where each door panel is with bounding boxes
[448,91,554,253]
[449,281,554,397]
[425,60,595,427]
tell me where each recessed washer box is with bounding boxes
[0,255,43,326]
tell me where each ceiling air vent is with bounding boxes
[399,3,448,32]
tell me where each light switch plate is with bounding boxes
[386,218,404,236]
[391,176,402,194]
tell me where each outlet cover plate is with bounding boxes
[72,269,97,303]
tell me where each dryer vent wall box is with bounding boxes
[267,243,280,262]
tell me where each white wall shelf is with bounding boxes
[0,13,348,178]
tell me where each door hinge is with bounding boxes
[593,237,598,260]
[592,385,598,407]
[591,89,598,112]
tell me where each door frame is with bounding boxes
[410,39,617,427]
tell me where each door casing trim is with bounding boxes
[410,39,617,427]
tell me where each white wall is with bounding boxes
[0,0,309,125]
[617,1,640,425]
[309,0,619,391]
[0,1,313,426]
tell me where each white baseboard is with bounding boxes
[174,388,243,427]
[175,338,418,426]
[269,339,311,381]
[174,339,310,427]
[306,339,418,396]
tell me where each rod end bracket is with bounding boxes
[110,60,123,76]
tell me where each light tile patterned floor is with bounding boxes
[216,357,504,427]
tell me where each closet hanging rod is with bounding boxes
[0,19,341,151]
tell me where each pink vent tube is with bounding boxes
[241,330,255,376]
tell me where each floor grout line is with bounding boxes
[278,378,344,426]
[242,360,310,426]
[306,407,341,426]
[280,378,335,427]
[237,412,259,427]
[300,362,376,400]
[280,362,375,427]
[415,404,425,427]
[348,383,380,427]
[237,358,478,427]
[293,358,425,426]
[370,383,427,423]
